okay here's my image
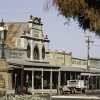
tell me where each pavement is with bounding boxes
[51,94,100,99]
[45,91,100,99]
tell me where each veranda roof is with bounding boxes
[60,67,87,72]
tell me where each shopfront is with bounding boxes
[24,66,60,94]
[7,60,60,94]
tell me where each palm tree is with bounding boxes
[44,0,100,35]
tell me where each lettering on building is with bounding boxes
[10,51,23,59]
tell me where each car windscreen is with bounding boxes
[68,81,77,84]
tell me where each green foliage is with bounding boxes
[44,0,100,35]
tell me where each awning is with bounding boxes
[81,73,92,76]
[8,65,22,69]
[60,67,86,72]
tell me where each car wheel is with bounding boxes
[60,89,64,94]
[70,89,74,94]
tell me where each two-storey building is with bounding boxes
[0,15,100,94]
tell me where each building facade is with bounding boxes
[72,57,87,68]
[0,16,100,94]
[0,16,60,94]
[46,50,72,67]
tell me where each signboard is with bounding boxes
[10,51,24,59]
[0,74,5,88]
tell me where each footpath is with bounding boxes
[51,92,100,99]
[1,91,100,100]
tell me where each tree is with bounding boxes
[44,0,100,35]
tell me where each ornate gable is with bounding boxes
[29,15,43,25]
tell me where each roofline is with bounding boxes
[21,36,50,42]
[72,57,87,61]
[46,51,72,55]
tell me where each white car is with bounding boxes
[59,81,71,94]
[59,80,86,94]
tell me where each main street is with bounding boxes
[40,92,100,100]
[41,95,100,100]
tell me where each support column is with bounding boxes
[50,68,52,89]
[64,72,66,82]
[96,76,97,91]
[70,73,72,80]
[32,68,34,94]
[58,69,60,93]
[50,68,52,100]
[80,74,81,80]
[75,73,76,80]
[91,76,93,92]
[42,68,43,94]
[21,65,24,95]
[88,76,89,91]
[99,76,100,89]
[80,75,82,94]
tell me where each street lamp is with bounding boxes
[0,19,7,60]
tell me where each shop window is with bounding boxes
[34,71,42,89]
[43,71,50,89]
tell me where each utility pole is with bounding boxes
[85,35,93,71]
[0,19,7,60]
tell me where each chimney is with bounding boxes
[0,19,4,27]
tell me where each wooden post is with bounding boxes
[42,68,43,94]
[21,65,24,95]
[32,68,34,94]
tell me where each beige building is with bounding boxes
[46,50,87,69]
[72,58,87,68]
[46,50,72,67]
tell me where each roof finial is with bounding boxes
[2,19,3,22]
[0,19,4,27]
[30,15,33,20]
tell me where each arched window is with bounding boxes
[42,46,45,59]
[27,44,31,58]
[33,45,39,60]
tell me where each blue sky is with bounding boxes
[0,0,100,59]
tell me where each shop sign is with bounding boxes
[10,51,23,59]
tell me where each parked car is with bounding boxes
[59,80,86,94]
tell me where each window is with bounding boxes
[42,46,45,59]
[33,30,39,38]
[33,45,39,60]
[72,60,76,64]
[27,44,31,58]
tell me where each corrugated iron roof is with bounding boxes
[7,60,60,68]
[5,22,29,46]
[90,68,100,73]
[60,66,86,72]
[6,60,100,73]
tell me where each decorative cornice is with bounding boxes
[21,36,50,42]
[31,27,42,31]
[28,21,43,26]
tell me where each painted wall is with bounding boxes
[89,58,100,68]
[47,50,72,67]
[72,58,87,68]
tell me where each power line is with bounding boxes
[91,45,100,47]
